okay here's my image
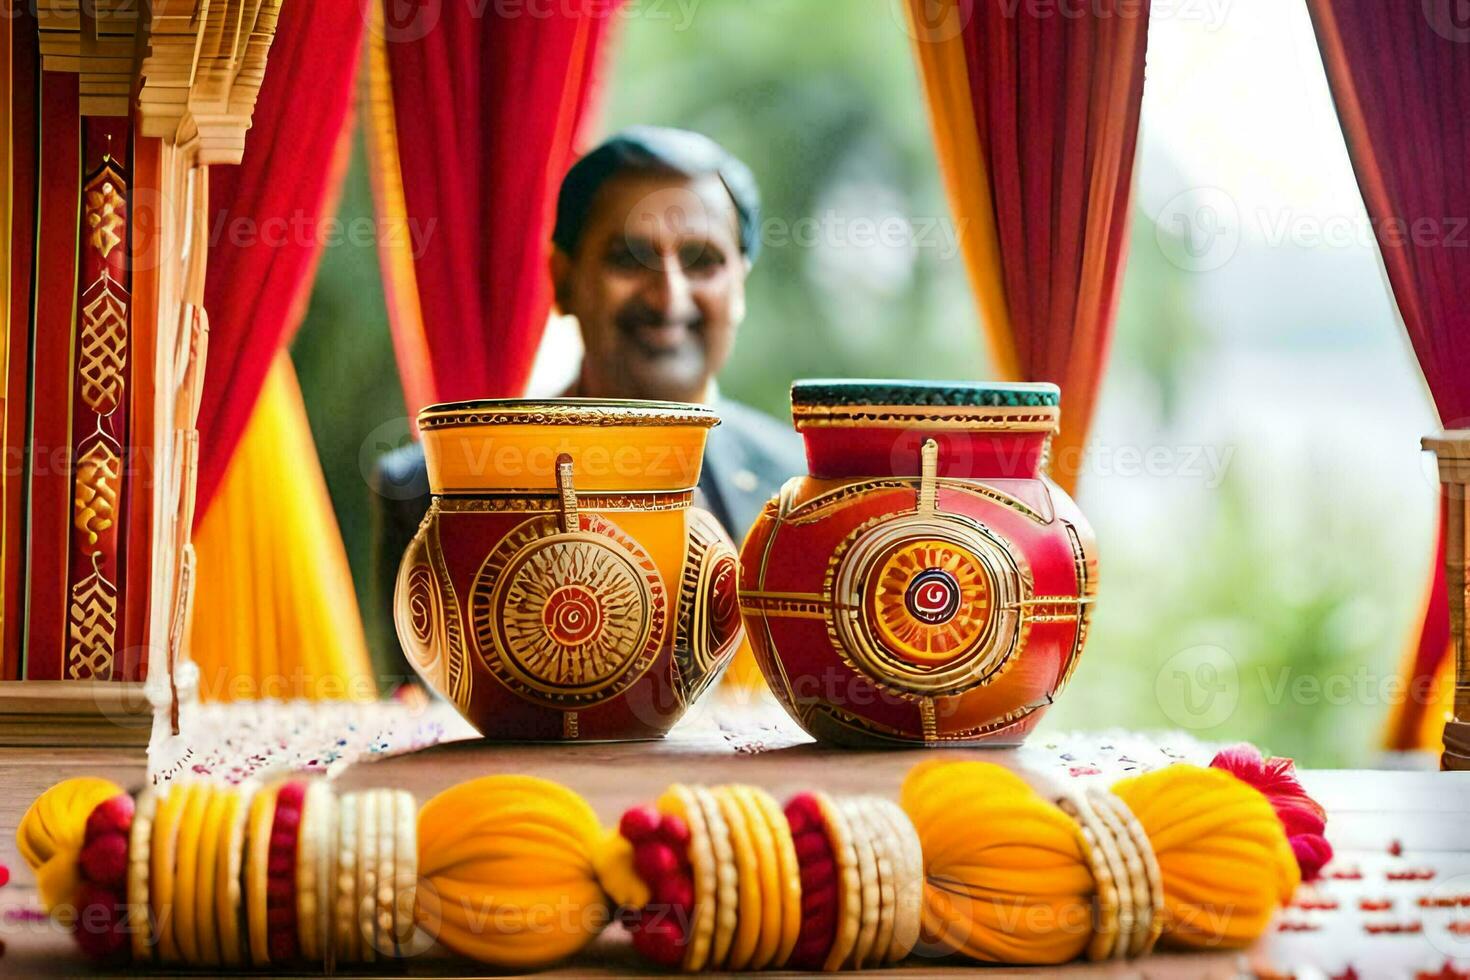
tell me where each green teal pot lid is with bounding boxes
[790,379,1060,408]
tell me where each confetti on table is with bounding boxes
[1358,898,1394,912]
[1418,894,1470,908]
[144,700,476,782]
[1362,920,1422,935]
[1025,729,1217,781]
[1387,868,1437,881]
[1389,838,1403,857]
[1416,963,1470,980]
[1329,865,1364,880]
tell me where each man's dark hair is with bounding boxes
[552,126,761,263]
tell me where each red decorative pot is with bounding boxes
[395,399,744,741]
[738,380,1097,746]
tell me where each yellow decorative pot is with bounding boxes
[395,399,744,740]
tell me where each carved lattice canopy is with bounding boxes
[35,0,281,163]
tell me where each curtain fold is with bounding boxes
[197,0,367,513]
[364,0,622,417]
[903,0,1150,490]
[191,353,375,702]
[188,0,373,700]
[1307,0,1470,752]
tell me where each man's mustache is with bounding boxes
[616,309,704,334]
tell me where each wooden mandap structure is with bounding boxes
[0,1,280,744]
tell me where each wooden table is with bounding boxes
[2,701,1467,977]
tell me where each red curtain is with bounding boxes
[196,0,367,517]
[1307,1,1470,750]
[905,0,1150,491]
[365,0,622,417]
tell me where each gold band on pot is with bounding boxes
[791,402,1059,432]
[418,398,719,431]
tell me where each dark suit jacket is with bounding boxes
[367,398,805,677]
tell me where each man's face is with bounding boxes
[554,171,748,403]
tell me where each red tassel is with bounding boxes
[1210,743,1333,881]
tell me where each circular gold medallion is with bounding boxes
[829,513,1024,697]
[470,515,666,705]
[871,540,992,665]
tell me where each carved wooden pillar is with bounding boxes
[0,1,280,746]
[1424,431,1470,771]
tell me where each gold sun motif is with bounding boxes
[869,539,992,666]
[471,515,666,705]
[828,512,1025,698]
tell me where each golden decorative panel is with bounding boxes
[73,436,121,552]
[78,274,129,416]
[67,559,118,681]
[84,172,125,258]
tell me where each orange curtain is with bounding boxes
[188,1,373,701]
[1307,1,1470,752]
[904,0,1150,491]
[191,354,374,702]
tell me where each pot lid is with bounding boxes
[790,379,1060,409]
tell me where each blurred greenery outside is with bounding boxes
[292,0,1433,767]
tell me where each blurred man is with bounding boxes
[547,125,803,519]
[370,127,802,669]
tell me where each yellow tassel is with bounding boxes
[16,777,124,916]
[900,760,1092,965]
[1112,765,1300,949]
[900,760,1299,964]
[415,775,610,967]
